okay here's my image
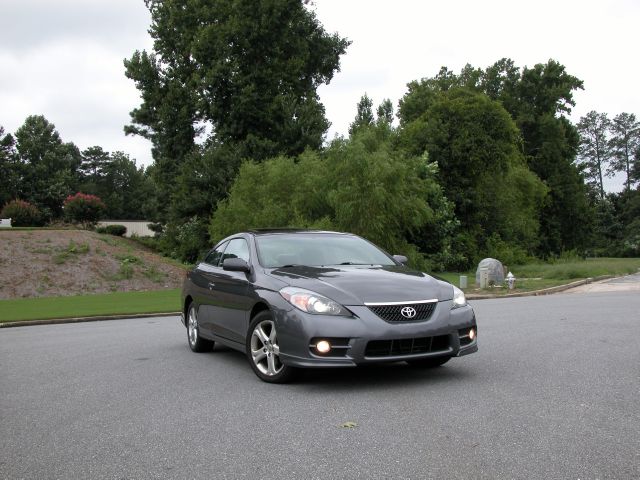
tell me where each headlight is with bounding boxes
[279,287,351,316]
[452,286,467,309]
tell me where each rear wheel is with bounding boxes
[246,311,296,383]
[406,356,451,368]
[187,303,214,352]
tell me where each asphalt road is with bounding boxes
[1,290,639,479]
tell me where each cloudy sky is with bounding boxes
[2,0,638,191]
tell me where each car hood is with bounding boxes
[265,265,453,305]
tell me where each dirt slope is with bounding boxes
[0,230,186,299]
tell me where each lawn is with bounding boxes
[0,289,181,323]
[439,257,640,294]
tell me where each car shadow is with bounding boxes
[210,344,473,389]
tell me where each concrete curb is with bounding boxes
[0,312,180,329]
[466,275,616,300]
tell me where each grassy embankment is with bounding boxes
[0,289,181,323]
[438,257,640,294]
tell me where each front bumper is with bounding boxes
[275,301,477,368]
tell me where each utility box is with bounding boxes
[475,258,505,287]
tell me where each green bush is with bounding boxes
[0,200,44,227]
[104,225,127,236]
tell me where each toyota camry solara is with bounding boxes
[180,230,478,383]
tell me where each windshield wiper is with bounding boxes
[338,262,370,265]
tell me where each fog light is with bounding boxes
[316,340,331,354]
[469,328,476,340]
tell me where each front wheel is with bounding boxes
[406,356,451,368]
[246,311,296,383]
[187,303,214,352]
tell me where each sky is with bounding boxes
[2,0,638,191]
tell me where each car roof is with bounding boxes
[247,228,350,236]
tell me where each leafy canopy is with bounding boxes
[397,88,547,261]
[125,0,350,180]
[397,59,591,255]
[210,127,457,268]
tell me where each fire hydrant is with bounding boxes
[506,271,515,290]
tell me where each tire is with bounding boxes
[187,303,214,353]
[246,311,296,384]
[406,356,451,368]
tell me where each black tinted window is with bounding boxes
[204,242,227,266]
[222,238,250,263]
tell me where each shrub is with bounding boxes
[0,200,43,227]
[173,216,210,263]
[147,222,164,237]
[105,225,127,236]
[63,193,105,225]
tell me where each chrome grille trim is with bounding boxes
[364,299,438,306]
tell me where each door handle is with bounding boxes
[208,282,216,290]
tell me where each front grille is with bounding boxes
[367,301,437,323]
[365,335,450,357]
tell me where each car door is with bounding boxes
[200,237,252,344]
[191,242,227,338]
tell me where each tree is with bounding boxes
[77,150,154,220]
[376,99,394,126]
[633,147,640,183]
[125,0,350,209]
[398,59,592,255]
[348,93,374,134]
[14,115,81,218]
[156,143,244,259]
[80,146,110,179]
[398,88,547,263]
[609,113,640,191]
[577,111,611,199]
[101,152,152,219]
[0,127,21,207]
[171,143,242,223]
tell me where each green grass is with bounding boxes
[0,289,181,323]
[440,257,640,294]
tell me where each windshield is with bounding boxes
[255,233,396,268]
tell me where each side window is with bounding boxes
[221,238,250,263]
[204,242,228,267]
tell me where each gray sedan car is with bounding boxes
[181,230,477,383]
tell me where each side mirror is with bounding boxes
[223,257,251,273]
[393,255,408,265]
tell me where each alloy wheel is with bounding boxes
[250,320,283,376]
[188,306,198,347]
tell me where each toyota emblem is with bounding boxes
[400,306,417,319]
